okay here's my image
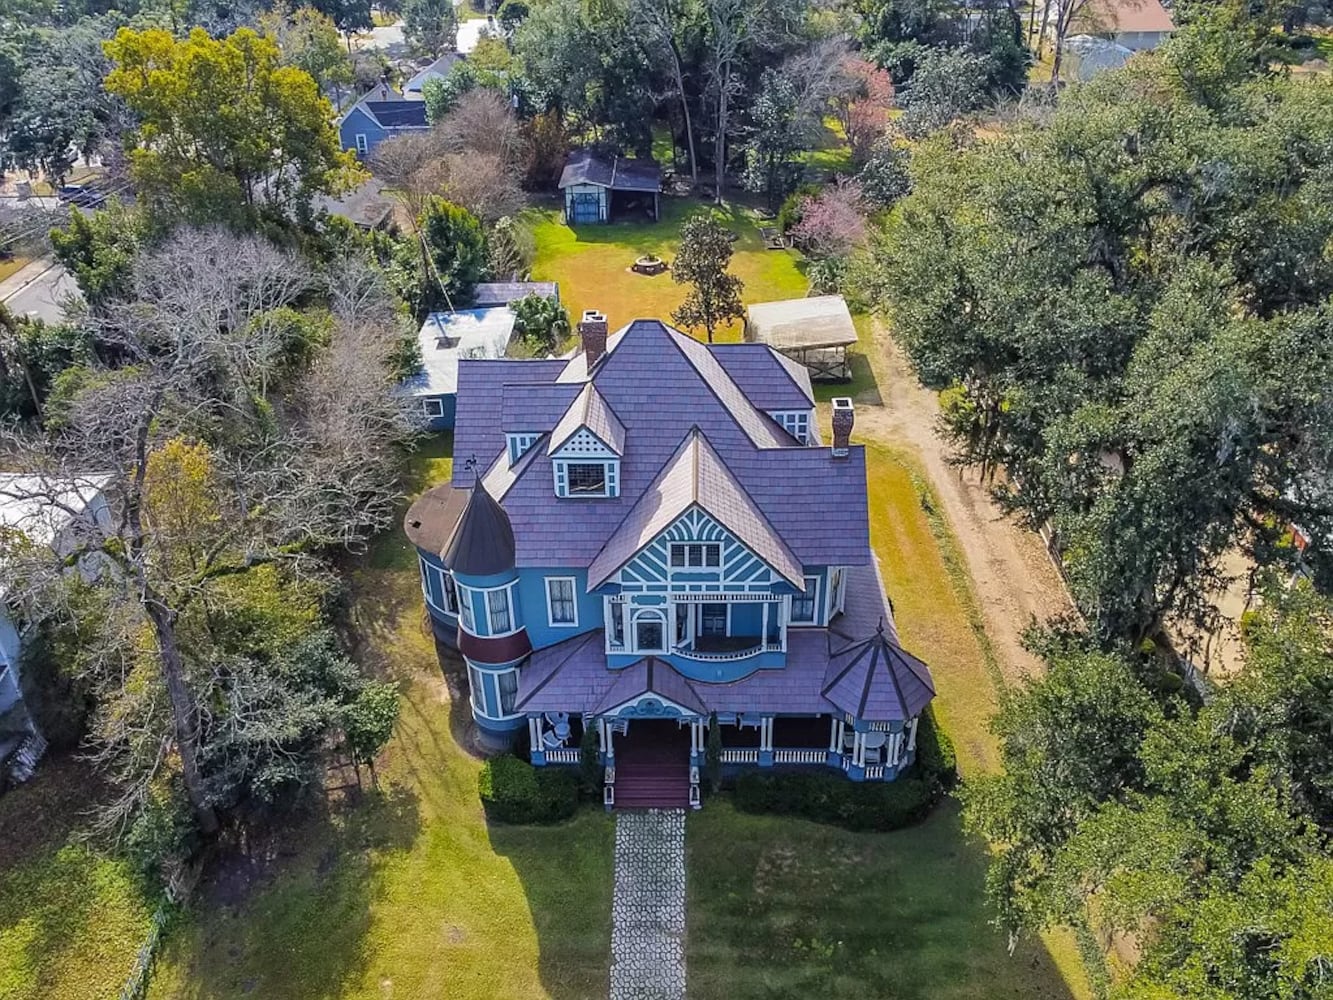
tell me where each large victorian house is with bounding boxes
[404,312,935,809]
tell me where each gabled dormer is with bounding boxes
[506,433,540,465]
[548,382,625,498]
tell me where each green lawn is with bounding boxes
[529,198,810,343]
[0,757,157,1000]
[685,441,1090,999]
[148,436,614,1000]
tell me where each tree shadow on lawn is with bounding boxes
[154,782,423,1000]
[0,757,154,1000]
[687,798,1081,1000]
[486,806,616,1000]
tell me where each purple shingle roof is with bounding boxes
[585,428,804,588]
[708,344,814,411]
[548,382,627,455]
[453,320,871,571]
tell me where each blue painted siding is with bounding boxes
[515,568,604,650]
[417,393,457,431]
[338,107,431,158]
[613,508,785,596]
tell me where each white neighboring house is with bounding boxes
[1056,0,1176,79]
[399,307,518,430]
[0,473,112,785]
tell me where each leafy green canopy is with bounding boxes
[965,578,1333,1000]
[874,13,1333,642]
[102,26,357,227]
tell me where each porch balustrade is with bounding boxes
[720,748,759,764]
[544,748,580,764]
[773,749,826,764]
[671,640,783,662]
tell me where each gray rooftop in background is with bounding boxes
[558,150,662,193]
[471,281,560,308]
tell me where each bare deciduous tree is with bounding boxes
[0,230,415,836]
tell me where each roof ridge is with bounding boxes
[660,324,788,450]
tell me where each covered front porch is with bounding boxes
[528,710,920,785]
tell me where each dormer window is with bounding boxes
[553,458,618,498]
[769,410,812,445]
[507,433,539,465]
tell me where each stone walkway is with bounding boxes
[610,809,687,1000]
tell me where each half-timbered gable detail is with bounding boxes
[404,313,936,799]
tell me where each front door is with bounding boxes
[701,603,727,637]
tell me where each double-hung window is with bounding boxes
[423,398,444,419]
[458,584,476,632]
[488,587,513,634]
[790,576,820,624]
[546,577,577,627]
[669,543,721,569]
[441,571,458,614]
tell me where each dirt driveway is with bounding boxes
[848,320,1075,683]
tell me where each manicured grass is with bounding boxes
[0,757,157,1000]
[797,118,854,178]
[686,441,1091,999]
[529,198,810,342]
[148,436,615,1000]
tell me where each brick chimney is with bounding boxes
[579,309,609,369]
[831,398,854,458]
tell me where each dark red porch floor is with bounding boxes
[612,720,691,810]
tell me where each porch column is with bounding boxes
[853,731,866,768]
[529,716,542,753]
[779,599,788,649]
[890,731,902,767]
[828,716,840,752]
[760,718,774,752]
[691,719,704,754]
[597,718,608,754]
[907,717,919,753]
[761,602,769,648]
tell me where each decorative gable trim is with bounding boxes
[612,506,784,593]
[550,427,617,460]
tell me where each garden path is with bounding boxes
[609,809,687,1000]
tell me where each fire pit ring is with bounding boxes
[631,255,668,276]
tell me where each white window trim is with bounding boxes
[554,458,618,498]
[630,608,668,654]
[420,559,459,616]
[355,133,368,154]
[545,576,579,628]
[508,432,539,465]
[669,541,722,569]
[455,580,520,637]
[423,397,445,418]
[487,586,514,636]
[826,567,846,620]
[790,575,821,625]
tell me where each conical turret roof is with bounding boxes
[444,480,516,576]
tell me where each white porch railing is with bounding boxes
[672,641,784,663]
[774,749,826,764]
[864,765,885,779]
[544,748,580,763]
[720,748,759,763]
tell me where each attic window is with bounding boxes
[567,463,607,495]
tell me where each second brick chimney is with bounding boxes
[579,309,609,369]
[831,397,854,458]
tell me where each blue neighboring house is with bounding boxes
[403,311,936,809]
[339,55,461,158]
[339,87,429,158]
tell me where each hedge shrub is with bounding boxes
[734,771,936,832]
[478,755,579,824]
[732,708,958,832]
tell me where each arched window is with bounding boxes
[632,609,666,653]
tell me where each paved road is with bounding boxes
[0,257,82,325]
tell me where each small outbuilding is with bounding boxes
[743,295,858,382]
[558,151,662,225]
[401,308,517,429]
